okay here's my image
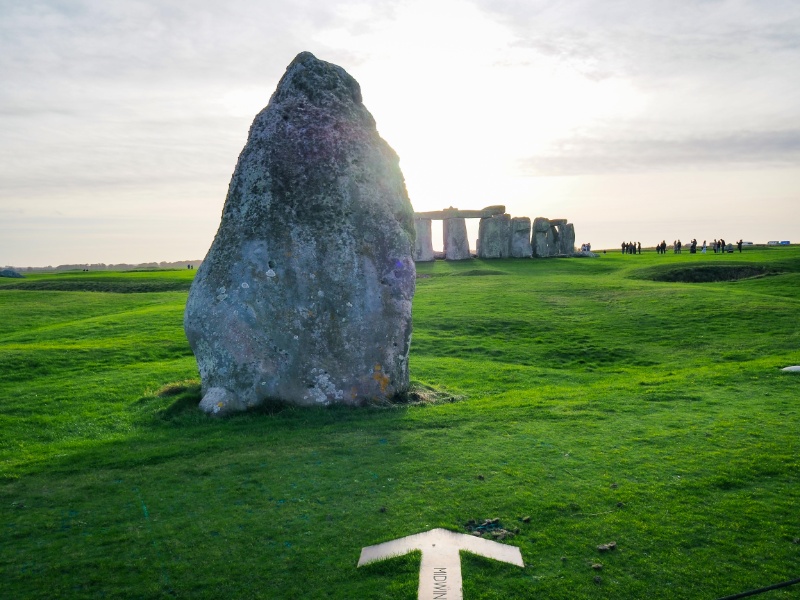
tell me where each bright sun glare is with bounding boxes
[219,0,647,249]
[314,0,646,247]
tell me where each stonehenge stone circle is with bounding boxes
[185,52,416,415]
[410,207,576,261]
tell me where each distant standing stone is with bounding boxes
[413,218,435,262]
[0,269,23,278]
[558,223,576,255]
[184,52,416,414]
[477,214,511,258]
[444,217,471,260]
[510,217,532,258]
[531,217,576,257]
[531,217,554,257]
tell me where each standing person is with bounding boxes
[737,239,743,252]
[702,240,707,254]
[622,241,626,254]
[661,240,667,254]
[720,238,726,253]
[637,242,641,254]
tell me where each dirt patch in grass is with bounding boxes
[464,517,518,540]
[132,380,202,421]
[156,380,200,397]
[368,382,464,407]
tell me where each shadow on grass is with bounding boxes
[631,264,779,283]
[451,269,507,277]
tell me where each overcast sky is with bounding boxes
[2,0,799,266]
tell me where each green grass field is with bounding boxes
[1,248,799,599]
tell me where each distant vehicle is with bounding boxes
[742,241,754,245]
[768,241,780,245]
[780,241,791,245]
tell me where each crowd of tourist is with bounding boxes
[621,241,641,254]
[623,239,745,254]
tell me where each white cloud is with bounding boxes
[519,129,800,176]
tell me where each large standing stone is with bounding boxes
[558,222,576,255]
[477,214,511,258]
[413,218,434,262]
[531,217,576,257]
[444,218,471,260]
[184,52,416,414]
[531,217,554,257]
[510,217,532,258]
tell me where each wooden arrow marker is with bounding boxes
[358,528,524,599]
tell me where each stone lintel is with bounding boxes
[414,205,506,220]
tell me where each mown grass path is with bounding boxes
[1,251,798,599]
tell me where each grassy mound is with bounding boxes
[0,271,194,293]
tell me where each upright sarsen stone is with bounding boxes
[185,52,416,414]
[531,217,554,257]
[531,217,576,257]
[558,222,576,255]
[444,218,471,260]
[413,218,434,262]
[477,214,511,258]
[510,217,532,258]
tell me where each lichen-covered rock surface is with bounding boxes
[185,52,416,414]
